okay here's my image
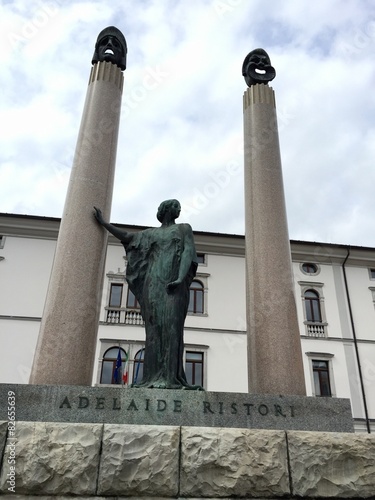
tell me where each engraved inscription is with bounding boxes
[58,395,295,418]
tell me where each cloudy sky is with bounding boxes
[1,0,374,246]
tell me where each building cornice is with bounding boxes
[1,213,375,264]
[0,213,61,240]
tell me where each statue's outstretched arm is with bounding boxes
[93,207,133,244]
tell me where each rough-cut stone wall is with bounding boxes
[0,421,374,498]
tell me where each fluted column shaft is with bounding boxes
[243,84,306,395]
[30,61,124,385]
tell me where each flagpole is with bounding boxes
[122,345,129,387]
[113,345,122,385]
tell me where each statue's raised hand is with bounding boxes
[93,208,133,243]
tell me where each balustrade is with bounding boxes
[306,323,326,337]
[105,308,144,326]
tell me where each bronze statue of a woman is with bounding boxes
[94,200,202,390]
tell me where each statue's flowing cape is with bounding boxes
[122,224,199,389]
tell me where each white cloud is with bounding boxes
[0,0,374,247]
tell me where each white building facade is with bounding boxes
[0,213,374,432]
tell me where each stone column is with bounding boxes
[30,60,124,385]
[243,84,306,395]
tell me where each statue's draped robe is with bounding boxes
[122,223,198,388]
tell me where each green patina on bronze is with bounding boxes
[94,200,202,390]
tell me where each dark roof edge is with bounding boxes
[0,212,374,252]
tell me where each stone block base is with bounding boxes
[1,422,374,498]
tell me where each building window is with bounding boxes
[312,360,332,397]
[302,263,317,274]
[304,289,322,322]
[109,283,123,307]
[127,289,140,309]
[306,352,335,397]
[0,236,5,249]
[301,262,319,275]
[185,351,204,387]
[196,253,205,264]
[369,269,375,280]
[188,280,204,314]
[133,349,144,384]
[369,287,375,311]
[100,347,127,384]
[299,282,327,337]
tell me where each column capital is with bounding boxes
[243,84,275,110]
[89,61,124,92]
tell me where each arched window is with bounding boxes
[304,289,322,323]
[100,347,127,384]
[188,280,204,314]
[133,349,145,384]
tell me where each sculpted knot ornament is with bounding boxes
[242,48,276,87]
[92,26,127,71]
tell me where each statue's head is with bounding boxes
[92,26,127,71]
[157,199,181,223]
[242,48,276,87]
